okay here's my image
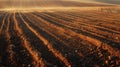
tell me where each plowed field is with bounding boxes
[0,8,120,67]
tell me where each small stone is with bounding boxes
[105,60,108,64]
[28,64,31,67]
[68,65,71,67]
[108,56,111,60]
[115,37,119,40]
[75,50,78,53]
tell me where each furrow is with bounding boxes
[17,13,67,67]
[0,13,7,34]
[37,12,120,49]
[32,12,120,58]
[5,13,34,67]
[13,12,45,67]
[19,13,71,67]
[24,13,120,66]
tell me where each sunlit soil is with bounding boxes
[0,6,119,12]
[0,6,120,67]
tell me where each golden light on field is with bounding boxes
[0,0,116,10]
[0,0,120,67]
[0,0,117,12]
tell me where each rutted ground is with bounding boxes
[0,8,120,67]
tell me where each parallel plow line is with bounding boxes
[25,12,120,66]
[23,13,88,66]
[37,12,120,48]
[32,12,120,58]
[0,13,8,34]
[13,12,45,67]
[19,13,71,67]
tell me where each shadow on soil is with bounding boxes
[0,34,9,66]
